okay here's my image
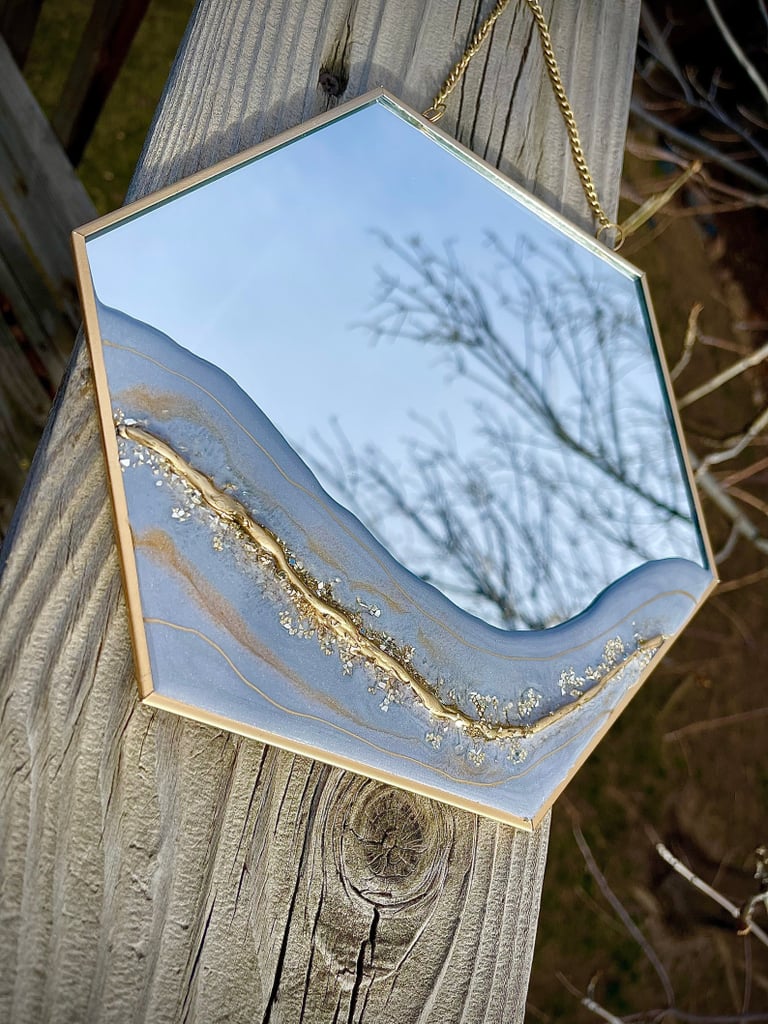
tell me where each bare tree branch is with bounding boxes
[655,843,768,948]
[664,705,768,743]
[703,0,768,107]
[678,341,768,410]
[689,453,768,559]
[672,304,704,382]
[573,824,676,1006]
[628,101,768,193]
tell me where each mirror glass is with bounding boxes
[85,96,706,631]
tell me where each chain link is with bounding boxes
[424,0,623,249]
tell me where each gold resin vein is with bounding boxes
[118,422,663,741]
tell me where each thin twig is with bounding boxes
[632,1012,768,1022]
[664,706,768,743]
[621,160,702,238]
[672,303,703,382]
[703,0,768,107]
[556,973,625,1024]
[721,455,768,488]
[715,524,741,564]
[677,340,768,409]
[690,452,768,557]
[639,5,691,96]
[742,893,768,934]
[727,485,768,519]
[655,843,768,948]
[626,133,692,169]
[712,593,754,643]
[743,934,752,1015]
[582,996,626,1024]
[572,988,768,1022]
[629,100,768,193]
[695,167,768,210]
[625,136,768,210]
[698,334,752,357]
[741,848,768,935]
[638,199,766,218]
[573,824,676,1005]
[717,566,768,593]
[697,406,768,470]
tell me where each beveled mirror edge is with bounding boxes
[72,228,155,701]
[73,89,394,240]
[639,273,718,575]
[74,87,647,286]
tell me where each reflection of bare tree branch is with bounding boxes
[372,233,687,514]
[309,419,548,627]
[308,232,697,627]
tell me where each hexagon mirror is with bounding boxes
[73,89,715,830]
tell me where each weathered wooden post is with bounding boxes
[0,2,639,1020]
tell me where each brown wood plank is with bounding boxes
[0,35,96,538]
[0,0,43,67]
[0,36,96,329]
[0,317,50,529]
[0,2,640,1020]
[51,0,152,165]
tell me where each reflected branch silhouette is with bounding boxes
[305,233,699,629]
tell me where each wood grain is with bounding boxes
[0,2,640,1020]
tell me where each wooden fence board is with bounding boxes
[0,2,640,1020]
[0,35,96,537]
[0,0,43,67]
[0,38,95,303]
[51,0,153,165]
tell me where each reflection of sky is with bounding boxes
[87,98,703,629]
[89,104,484,444]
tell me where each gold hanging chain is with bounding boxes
[424,0,624,249]
[422,0,511,121]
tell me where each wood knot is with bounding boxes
[354,786,426,880]
[318,68,347,98]
[332,780,453,910]
[318,29,350,99]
